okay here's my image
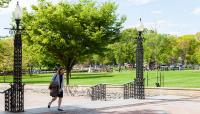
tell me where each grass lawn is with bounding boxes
[0,70,200,88]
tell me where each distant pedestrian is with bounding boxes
[48,67,65,111]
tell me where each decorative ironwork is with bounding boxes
[14,19,22,84]
[91,84,106,101]
[134,31,145,99]
[5,84,24,112]
[134,78,145,99]
[4,88,10,111]
[123,81,134,99]
[4,19,25,112]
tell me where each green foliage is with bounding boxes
[91,28,200,69]
[0,38,13,71]
[144,31,176,65]
[176,35,199,64]
[193,47,200,64]
[196,32,200,41]
[106,28,137,66]
[120,28,137,64]
[22,0,125,84]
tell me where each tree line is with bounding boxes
[0,0,200,84]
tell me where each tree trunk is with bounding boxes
[118,63,121,72]
[69,72,71,78]
[65,62,75,85]
[64,58,76,85]
[131,56,135,68]
[132,61,135,69]
[65,68,71,85]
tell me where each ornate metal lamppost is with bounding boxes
[134,18,145,99]
[5,2,24,112]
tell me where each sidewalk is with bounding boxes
[0,84,200,114]
[0,95,200,114]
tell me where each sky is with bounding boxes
[0,0,200,36]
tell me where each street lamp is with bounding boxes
[14,1,22,30]
[136,18,144,32]
[134,18,145,99]
[5,2,24,112]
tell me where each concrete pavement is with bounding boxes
[0,95,200,114]
[0,84,200,114]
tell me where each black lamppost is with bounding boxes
[5,2,24,112]
[134,18,145,99]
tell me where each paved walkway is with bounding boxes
[0,84,200,114]
[0,94,200,114]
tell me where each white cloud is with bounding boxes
[192,8,200,14]
[152,10,162,15]
[127,0,155,5]
[142,20,189,36]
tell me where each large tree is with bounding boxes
[22,0,125,85]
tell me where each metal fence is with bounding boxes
[4,84,24,112]
[146,71,164,87]
[91,84,106,101]
[124,81,134,99]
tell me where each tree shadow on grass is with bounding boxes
[21,73,114,83]
[26,73,114,79]
[0,73,114,83]
[72,72,109,76]
[23,74,53,78]
[22,72,111,78]
[71,74,114,79]
[22,81,50,84]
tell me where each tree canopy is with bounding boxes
[22,0,126,84]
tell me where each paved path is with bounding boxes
[0,94,200,114]
[0,84,200,114]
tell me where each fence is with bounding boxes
[4,84,24,112]
[90,83,135,101]
[124,81,134,99]
[146,71,164,87]
[91,84,106,101]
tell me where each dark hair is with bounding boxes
[58,67,65,75]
